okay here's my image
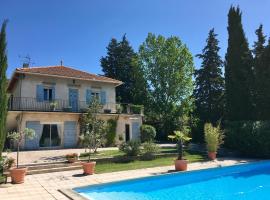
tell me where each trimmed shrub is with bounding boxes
[141,142,160,160]
[119,140,141,156]
[130,105,143,114]
[140,125,156,142]
[225,121,270,157]
[105,119,117,147]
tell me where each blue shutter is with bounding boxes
[52,86,55,100]
[25,121,42,150]
[132,122,140,140]
[64,121,77,148]
[100,91,106,105]
[36,85,44,102]
[86,89,92,104]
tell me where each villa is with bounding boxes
[6,64,143,150]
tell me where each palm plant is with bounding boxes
[168,130,191,160]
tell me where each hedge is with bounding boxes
[225,121,270,157]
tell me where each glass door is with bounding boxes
[39,124,61,148]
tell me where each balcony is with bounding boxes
[8,97,143,115]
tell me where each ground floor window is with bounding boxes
[39,124,61,147]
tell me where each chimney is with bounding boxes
[23,63,29,68]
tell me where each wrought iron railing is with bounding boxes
[8,97,143,115]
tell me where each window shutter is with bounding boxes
[86,89,92,104]
[52,86,56,100]
[100,91,106,105]
[36,85,44,102]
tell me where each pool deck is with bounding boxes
[0,158,256,200]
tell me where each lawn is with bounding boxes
[94,151,205,174]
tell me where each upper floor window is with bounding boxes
[91,92,100,100]
[44,88,53,101]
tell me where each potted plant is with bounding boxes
[66,153,78,163]
[204,123,224,160]
[116,104,123,114]
[7,128,35,184]
[79,98,106,175]
[168,130,192,171]
[50,101,57,111]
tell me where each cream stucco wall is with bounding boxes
[6,111,143,150]
[11,74,117,111]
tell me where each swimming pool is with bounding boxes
[74,161,270,200]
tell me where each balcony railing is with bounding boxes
[8,97,143,115]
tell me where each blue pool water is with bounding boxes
[74,161,270,200]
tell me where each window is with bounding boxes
[91,92,100,100]
[44,88,53,101]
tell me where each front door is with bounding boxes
[69,88,78,112]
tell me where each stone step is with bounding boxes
[27,164,82,175]
[23,161,81,170]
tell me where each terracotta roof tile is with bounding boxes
[15,66,122,84]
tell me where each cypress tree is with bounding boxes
[101,35,147,104]
[225,6,254,120]
[194,28,224,124]
[0,20,8,156]
[253,25,267,119]
[254,39,270,119]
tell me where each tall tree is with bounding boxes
[225,6,254,120]
[253,25,267,119]
[254,38,270,119]
[194,29,224,125]
[101,35,147,104]
[0,20,8,156]
[138,33,194,139]
[253,24,266,59]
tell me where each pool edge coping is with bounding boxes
[59,188,89,200]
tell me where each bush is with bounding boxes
[141,142,160,160]
[66,153,78,159]
[105,119,117,146]
[131,105,143,114]
[204,123,224,152]
[140,125,156,142]
[225,121,270,157]
[119,140,141,156]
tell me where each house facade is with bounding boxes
[6,65,143,150]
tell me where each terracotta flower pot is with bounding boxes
[208,152,217,160]
[81,162,96,175]
[175,159,187,171]
[10,167,28,184]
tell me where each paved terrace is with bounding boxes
[4,144,176,165]
[0,158,254,200]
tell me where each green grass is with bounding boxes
[80,147,178,159]
[94,151,205,174]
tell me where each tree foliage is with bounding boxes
[138,33,194,139]
[252,25,270,119]
[79,98,107,162]
[101,35,147,104]
[0,20,8,156]
[225,6,254,120]
[194,28,224,125]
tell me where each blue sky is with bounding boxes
[1,0,270,77]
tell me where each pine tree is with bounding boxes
[194,29,224,125]
[253,25,267,119]
[101,35,147,104]
[0,20,8,156]
[225,6,254,120]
